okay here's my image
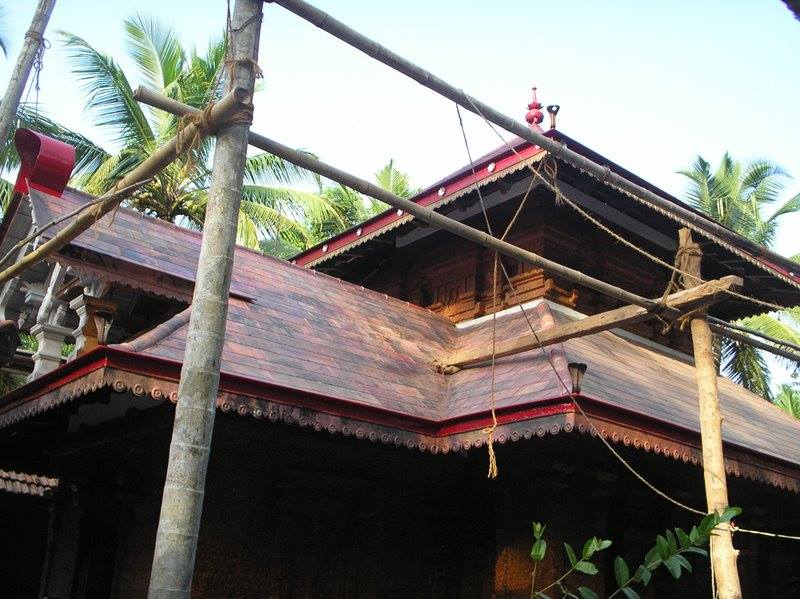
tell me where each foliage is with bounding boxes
[774,383,800,418]
[529,508,741,598]
[680,154,800,398]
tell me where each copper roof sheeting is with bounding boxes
[0,469,59,497]
[1,189,800,489]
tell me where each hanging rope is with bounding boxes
[483,253,500,478]
[21,30,49,117]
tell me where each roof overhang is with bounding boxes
[1,346,798,493]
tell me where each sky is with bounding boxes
[1,0,799,381]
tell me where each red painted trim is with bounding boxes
[13,129,75,197]
[294,140,543,266]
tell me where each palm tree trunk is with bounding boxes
[0,0,57,152]
[146,2,263,598]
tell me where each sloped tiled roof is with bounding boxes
[3,189,800,485]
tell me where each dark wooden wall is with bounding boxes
[6,404,797,598]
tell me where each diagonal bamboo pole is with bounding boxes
[0,87,251,287]
[146,1,264,597]
[133,87,668,313]
[268,0,800,279]
[679,228,742,599]
[0,0,57,152]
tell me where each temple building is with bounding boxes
[1,97,799,597]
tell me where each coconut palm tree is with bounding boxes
[0,15,346,250]
[680,154,800,399]
[58,15,350,250]
[303,159,417,249]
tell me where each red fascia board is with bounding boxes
[294,140,544,266]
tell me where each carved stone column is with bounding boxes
[28,263,70,381]
[29,321,73,379]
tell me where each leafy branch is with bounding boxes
[529,507,741,599]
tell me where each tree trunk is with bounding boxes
[146,2,263,597]
[0,0,57,152]
[678,228,742,598]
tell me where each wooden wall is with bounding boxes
[11,406,798,598]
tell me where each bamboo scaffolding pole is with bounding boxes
[0,0,57,152]
[147,1,264,597]
[708,316,800,356]
[709,322,800,364]
[0,87,251,287]
[133,86,668,313]
[269,0,799,279]
[679,228,742,599]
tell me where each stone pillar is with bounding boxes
[28,263,70,380]
[29,322,73,380]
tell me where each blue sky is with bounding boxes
[1,1,798,252]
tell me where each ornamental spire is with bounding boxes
[525,86,544,132]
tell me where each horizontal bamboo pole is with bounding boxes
[708,316,800,355]
[0,87,252,286]
[709,323,800,364]
[270,0,799,280]
[134,86,669,313]
[444,276,742,372]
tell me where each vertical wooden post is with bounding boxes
[678,228,742,598]
[0,0,57,151]
[146,1,263,598]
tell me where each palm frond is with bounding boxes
[774,384,800,419]
[719,336,772,400]
[124,15,186,92]
[60,31,155,147]
[243,184,345,230]
[244,152,322,188]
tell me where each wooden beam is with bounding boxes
[441,275,742,372]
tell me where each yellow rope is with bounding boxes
[483,253,500,479]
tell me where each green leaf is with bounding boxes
[621,587,641,599]
[582,538,598,559]
[640,568,652,586]
[665,530,678,553]
[564,543,577,567]
[684,547,708,557]
[596,539,612,551]
[675,528,691,549]
[674,554,692,573]
[664,556,682,579]
[532,522,545,540]
[656,535,671,560]
[720,507,742,523]
[531,539,547,562]
[573,561,598,575]
[689,526,700,545]
[644,546,660,568]
[577,587,599,599]
[614,556,629,587]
